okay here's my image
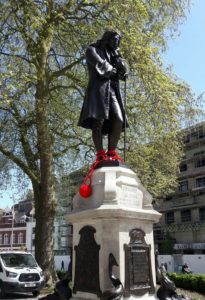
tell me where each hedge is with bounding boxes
[167,272,205,293]
[56,270,67,280]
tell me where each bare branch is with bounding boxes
[0,51,32,63]
[50,56,85,80]
[49,84,84,97]
[0,144,39,183]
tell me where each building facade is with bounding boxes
[0,207,27,250]
[154,122,205,254]
[54,168,87,255]
[0,181,78,255]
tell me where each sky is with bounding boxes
[163,0,205,97]
[1,0,205,209]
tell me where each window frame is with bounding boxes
[165,212,175,224]
[196,177,205,188]
[179,180,189,192]
[181,209,191,223]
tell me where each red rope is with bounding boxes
[80,150,123,198]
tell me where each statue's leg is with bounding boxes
[92,119,106,160]
[108,95,123,151]
[108,118,123,151]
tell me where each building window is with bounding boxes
[165,196,173,201]
[3,211,12,216]
[181,210,191,222]
[184,134,190,143]
[196,177,205,188]
[179,180,188,192]
[197,128,205,139]
[4,234,9,245]
[165,212,175,224]
[194,151,205,156]
[199,208,205,221]
[18,232,23,244]
[180,164,187,172]
[154,230,163,241]
[0,235,2,245]
[195,158,205,168]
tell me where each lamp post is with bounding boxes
[30,213,34,253]
[10,203,15,249]
[22,208,35,253]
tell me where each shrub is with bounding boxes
[197,276,205,293]
[167,273,205,294]
[189,275,199,291]
[56,270,67,280]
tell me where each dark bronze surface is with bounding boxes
[124,228,155,296]
[95,160,128,169]
[73,226,101,296]
[78,30,128,153]
[101,253,123,300]
[157,271,191,300]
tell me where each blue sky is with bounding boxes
[163,0,205,97]
[1,0,205,208]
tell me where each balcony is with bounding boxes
[164,221,205,233]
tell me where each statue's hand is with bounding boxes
[108,67,117,78]
[122,72,128,80]
[118,71,128,81]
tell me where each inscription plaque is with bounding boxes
[73,226,101,296]
[124,228,155,296]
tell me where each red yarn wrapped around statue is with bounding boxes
[79,152,108,199]
[79,183,92,198]
[79,159,100,199]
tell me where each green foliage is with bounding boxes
[168,273,205,293]
[0,0,199,198]
[56,270,67,280]
[161,232,175,254]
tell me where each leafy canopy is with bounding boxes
[0,0,196,198]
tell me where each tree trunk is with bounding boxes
[34,62,57,284]
[33,181,57,285]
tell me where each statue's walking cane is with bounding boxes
[123,78,127,162]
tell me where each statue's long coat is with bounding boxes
[78,43,128,134]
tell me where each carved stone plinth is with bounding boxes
[65,166,161,300]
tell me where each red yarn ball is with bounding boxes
[79,184,92,198]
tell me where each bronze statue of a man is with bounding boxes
[78,30,128,162]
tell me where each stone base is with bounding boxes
[71,293,158,300]
[67,206,160,299]
[66,166,161,300]
[71,289,158,300]
[73,166,154,212]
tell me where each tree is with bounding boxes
[161,232,175,254]
[0,0,107,284]
[0,0,196,284]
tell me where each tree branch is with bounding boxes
[0,144,39,183]
[50,56,84,80]
[0,51,32,63]
[49,84,84,96]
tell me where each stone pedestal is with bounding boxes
[65,166,161,300]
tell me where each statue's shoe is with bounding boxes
[106,150,124,162]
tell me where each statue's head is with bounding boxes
[100,30,121,51]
